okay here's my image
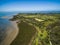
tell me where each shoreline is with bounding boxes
[0,21,19,45]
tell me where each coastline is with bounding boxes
[0,20,19,45]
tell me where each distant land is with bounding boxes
[0,11,60,13]
[0,11,60,18]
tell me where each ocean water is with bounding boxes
[0,18,11,43]
[0,12,18,43]
[0,12,19,18]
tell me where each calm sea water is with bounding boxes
[0,12,18,43]
[0,12,19,18]
[0,18,11,43]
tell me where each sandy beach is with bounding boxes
[0,21,19,45]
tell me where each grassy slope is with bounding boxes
[11,22,36,45]
[10,13,60,45]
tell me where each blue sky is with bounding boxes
[0,0,60,12]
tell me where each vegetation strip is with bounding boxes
[11,22,36,45]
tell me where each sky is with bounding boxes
[0,0,60,12]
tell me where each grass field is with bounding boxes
[10,13,60,45]
[11,22,36,45]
